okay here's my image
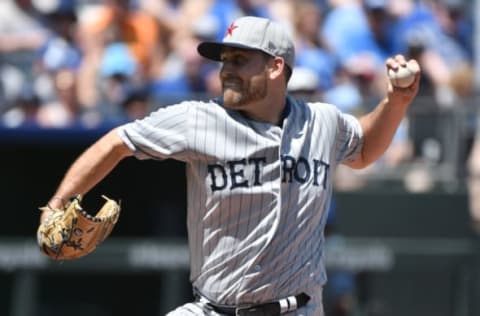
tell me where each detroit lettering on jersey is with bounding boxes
[207,154,330,191]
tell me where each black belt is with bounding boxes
[201,293,310,316]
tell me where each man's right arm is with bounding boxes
[41,127,133,221]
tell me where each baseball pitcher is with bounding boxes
[38,16,420,315]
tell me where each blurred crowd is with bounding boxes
[0,0,474,126]
[0,0,475,179]
[0,0,476,178]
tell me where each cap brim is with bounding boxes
[197,41,270,62]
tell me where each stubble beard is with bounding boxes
[222,74,268,109]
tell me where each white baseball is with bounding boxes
[388,61,418,88]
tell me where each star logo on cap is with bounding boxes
[226,23,238,37]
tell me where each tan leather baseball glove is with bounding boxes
[37,195,120,260]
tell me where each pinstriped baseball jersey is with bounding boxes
[118,95,363,313]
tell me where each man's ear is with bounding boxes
[268,57,286,80]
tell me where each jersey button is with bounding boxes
[254,264,261,271]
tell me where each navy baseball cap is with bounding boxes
[197,16,295,69]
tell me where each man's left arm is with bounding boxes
[346,55,421,169]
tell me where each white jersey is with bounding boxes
[118,96,363,312]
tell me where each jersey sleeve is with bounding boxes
[335,110,363,164]
[118,101,191,161]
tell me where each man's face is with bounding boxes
[219,48,270,110]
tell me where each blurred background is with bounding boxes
[0,0,479,315]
